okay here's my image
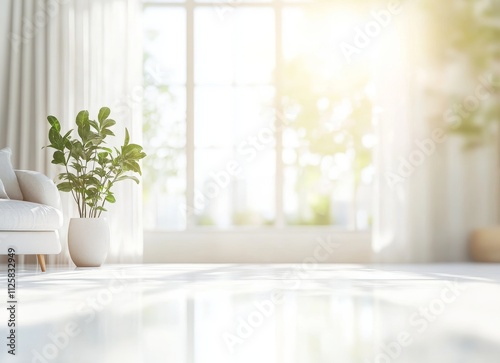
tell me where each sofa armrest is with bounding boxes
[15,170,62,211]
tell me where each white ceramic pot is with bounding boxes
[68,218,110,267]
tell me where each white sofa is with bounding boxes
[0,149,63,272]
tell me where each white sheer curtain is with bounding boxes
[372,2,499,263]
[0,0,143,265]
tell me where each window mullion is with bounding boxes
[186,0,195,229]
[275,1,284,228]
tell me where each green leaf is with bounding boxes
[67,174,79,183]
[121,144,146,160]
[84,188,99,198]
[47,116,61,132]
[98,107,111,123]
[87,133,103,146]
[70,140,84,160]
[48,128,58,145]
[64,138,73,150]
[105,193,116,203]
[62,130,73,140]
[71,162,82,173]
[49,128,64,150]
[76,111,90,142]
[57,182,73,192]
[89,120,100,131]
[101,119,116,129]
[124,160,141,174]
[83,175,101,186]
[53,151,65,165]
[124,128,130,146]
[116,175,140,184]
[97,151,109,158]
[76,110,89,127]
[78,125,90,143]
[93,167,106,177]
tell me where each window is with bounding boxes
[142,0,375,232]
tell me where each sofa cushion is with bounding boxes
[0,179,9,199]
[0,200,63,230]
[0,148,23,200]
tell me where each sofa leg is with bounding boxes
[37,254,46,272]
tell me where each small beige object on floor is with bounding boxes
[470,227,500,262]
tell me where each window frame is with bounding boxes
[142,0,372,261]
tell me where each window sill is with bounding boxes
[143,228,372,263]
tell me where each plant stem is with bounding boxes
[64,152,82,217]
[97,171,120,218]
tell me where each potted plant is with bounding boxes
[45,107,146,267]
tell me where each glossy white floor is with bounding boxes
[1,264,500,363]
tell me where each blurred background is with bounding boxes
[1,0,499,263]
[141,0,500,262]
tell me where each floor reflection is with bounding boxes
[1,264,499,363]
